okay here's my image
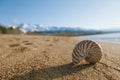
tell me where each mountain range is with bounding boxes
[10,23,100,34]
[6,23,120,35]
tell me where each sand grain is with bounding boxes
[0,35,120,80]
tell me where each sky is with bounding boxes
[0,0,120,29]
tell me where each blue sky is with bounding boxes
[0,0,120,29]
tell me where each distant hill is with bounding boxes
[0,25,7,34]
[0,24,24,34]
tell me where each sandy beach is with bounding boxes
[0,35,120,80]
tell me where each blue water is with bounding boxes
[79,33,120,44]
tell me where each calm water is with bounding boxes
[79,32,120,44]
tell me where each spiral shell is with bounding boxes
[72,40,102,65]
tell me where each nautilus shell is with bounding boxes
[72,40,102,65]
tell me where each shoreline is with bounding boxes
[77,37,120,44]
[78,32,120,44]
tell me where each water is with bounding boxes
[79,32,120,44]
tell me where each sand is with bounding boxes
[0,35,120,80]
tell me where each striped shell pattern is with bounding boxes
[72,40,102,65]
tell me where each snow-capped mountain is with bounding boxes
[8,23,120,35]
[11,23,89,33]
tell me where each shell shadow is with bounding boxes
[10,63,92,80]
